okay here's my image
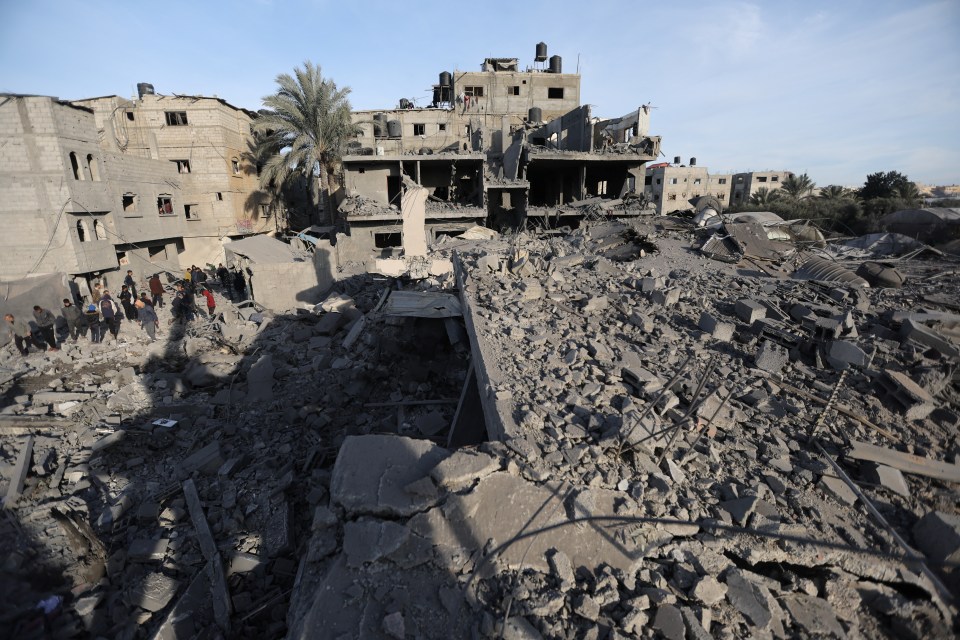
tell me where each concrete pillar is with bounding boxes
[579,165,587,200]
[401,186,428,257]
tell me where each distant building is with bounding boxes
[337,44,660,262]
[730,170,794,206]
[74,86,272,266]
[0,94,186,295]
[644,161,710,214]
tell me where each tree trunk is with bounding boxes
[308,173,321,226]
[318,163,332,226]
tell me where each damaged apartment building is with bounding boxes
[0,88,270,296]
[335,43,662,264]
[644,159,795,215]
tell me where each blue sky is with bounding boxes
[2,0,958,186]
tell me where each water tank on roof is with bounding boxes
[673,156,681,165]
[439,71,452,87]
[528,107,542,123]
[548,55,562,73]
[387,120,402,138]
[137,83,155,99]
[535,42,548,62]
[690,157,697,166]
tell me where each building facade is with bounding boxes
[74,88,271,267]
[730,170,794,206]
[0,95,186,295]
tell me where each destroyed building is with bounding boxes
[74,86,273,268]
[0,95,188,295]
[335,44,662,266]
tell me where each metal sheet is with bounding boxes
[382,291,462,318]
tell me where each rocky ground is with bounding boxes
[2,217,959,639]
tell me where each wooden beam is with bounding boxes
[847,440,960,484]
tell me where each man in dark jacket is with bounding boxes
[83,304,102,343]
[232,270,246,301]
[32,305,59,351]
[119,285,136,321]
[100,291,121,340]
[61,299,84,341]
[123,269,137,299]
[149,274,165,308]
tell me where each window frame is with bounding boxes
[164,111,189,126]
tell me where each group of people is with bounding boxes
[4,265,242,357]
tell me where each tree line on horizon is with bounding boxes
[728,171,957,237]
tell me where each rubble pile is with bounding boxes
[2,217,959,639]
[0,275,469,638]
[337,194,398,217]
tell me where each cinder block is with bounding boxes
[735,299,766,324]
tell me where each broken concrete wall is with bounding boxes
[540,105,592,152]
[248,261,331,312]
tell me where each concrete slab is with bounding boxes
[331,435,450,517]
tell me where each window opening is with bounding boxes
[548,87,564,99]
[374,232,402,248]
[508,86,520,95]
[69,152,82,180]
[122,193,136,212]
[413,124,425,136]
[76,220,87,242]
[232,158,241,174]
[165,111,188,126]
[185,204,198,220]
[173,159,191,174]
[157,195,174,216]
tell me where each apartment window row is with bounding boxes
[68,151,100,182]
[119,192,179,217]
[74,215,107,243]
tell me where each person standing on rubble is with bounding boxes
[216,263,229,286]
[201,288,216,318]
[135,299,158,342]
[148,273,165,308]
[32,305,59,351]
[4,314,33,356]
[83,303,102,343]
[232,269,246,301]
[123,269,137,299]
[99,290,121,340]
[119,285,136,321]
[61,298,84,342]
[91,282,103,305]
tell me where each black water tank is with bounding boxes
[690,157,697,166]
[387,120,402,138]
[673,156,681,165]
[535,42,548,62]
[528,107,542,123]
[549,55,562,73]
[137,83,155,99]
[439,71,452,87]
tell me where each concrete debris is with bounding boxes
[2,215,958,640]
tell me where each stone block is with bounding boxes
[912,511,960,563]
[862,463,910,497]
[754,340,787,373]
[699,312,734,342]
[651,288,680,306]
[181,441,224,475]
[828,340,869,369]
[130,573,180,612]
[735,299,766,324]
[129,538,169,562]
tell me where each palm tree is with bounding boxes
[780,173,816,200]
[254,61,359,225]
[897,181,921,205]
[818,185,854,201]
[749,187,780,206]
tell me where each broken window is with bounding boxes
[157,195,174,216]
[757,176,768,183]
[185,204,198,220]
[508,86,520,96]
[216,192,223,201]
[259,204,270,218]
[69,152,82,180]
[164,111,188,126]
[76,219,87,242]
[464,86,484,97]
[93,219,106,240]
[172,159,191,174]
[548,87,564,99]
[438,123,446,131]
[232,158,241,174]
[694,178,702,185]
[374,232,402,248]
[413,124,425,136]
[126,111,135,121]
[718,178,727,184]
[122,193,136,213]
